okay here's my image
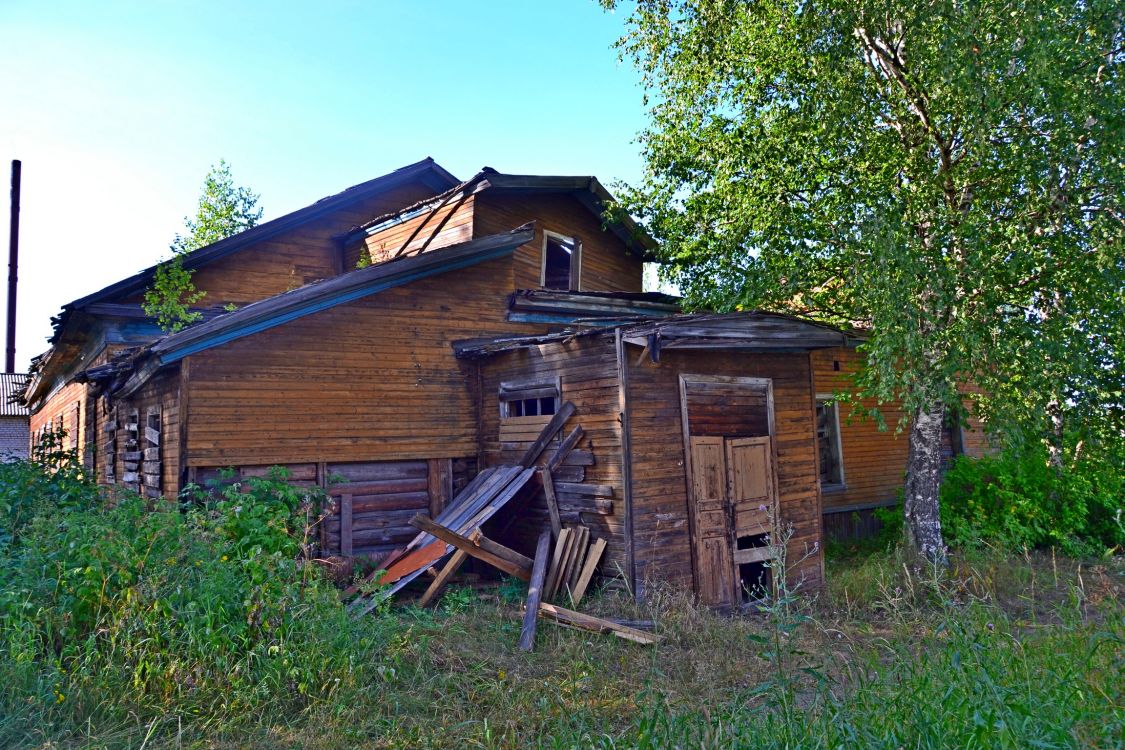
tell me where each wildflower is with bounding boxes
[221,555,229,562]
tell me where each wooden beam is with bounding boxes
[535,602,662,645]
[340,494,353,557]
[543,527,572,600]
[418,529,481,608]
[539,467,562,539]
[409,514,531,581]
[519,401,576,468]
[545,426,584,473]
[518,531,553,652]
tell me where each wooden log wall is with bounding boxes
[472,192,644,293]
[626,349,825,593]
[474,336,628,567]
[182,257,544,468]
[353,194,476,268]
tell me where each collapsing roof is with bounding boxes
[343,167,659,260]
[453,311,849,360]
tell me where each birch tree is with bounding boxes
[603,0,1123,563]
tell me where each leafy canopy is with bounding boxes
[605,0,1123,437]
[144,160,263,332]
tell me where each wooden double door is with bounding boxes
[680,376,778,607]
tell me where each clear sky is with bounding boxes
[0,0,647,371]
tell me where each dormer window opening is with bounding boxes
[541,232,581,291]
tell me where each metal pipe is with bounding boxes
[6,159,19,373]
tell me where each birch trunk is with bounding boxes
[903,401,948,565]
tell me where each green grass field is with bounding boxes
[3,545,1120,750]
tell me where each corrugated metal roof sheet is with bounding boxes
[0,373,29,416]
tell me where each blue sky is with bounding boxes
[0,0,647,370]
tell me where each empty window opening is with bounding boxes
[499,380,561,420]
[541,232,580,290]
[816,398,845,489]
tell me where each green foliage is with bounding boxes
[143,160,263,332]
[190,465,322,559]
[0,428,99,550]
[941,448,1125,556]
[0,461,394,742]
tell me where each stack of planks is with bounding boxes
[542,525,607,606]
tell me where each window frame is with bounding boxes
[539,231,582,291]
[815,395,846,491]
[499,377,561,420]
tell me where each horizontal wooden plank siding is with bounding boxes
[183,256,539,468]
[474,336,627,567]
[473,192,643,293]
[627,349,824,593]
[125,182,440,307]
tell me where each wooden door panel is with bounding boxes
[688,436,736,606]
[726,437,777,538]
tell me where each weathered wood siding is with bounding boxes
[811,347,910,514]
[812,347,990,522]
[182,257,539,468]
[29,381,90,462]
[125,182,440,308]
[353,195,476,268]
[473,192,644,292]
[627,349,824,593]
[475,336,626,563]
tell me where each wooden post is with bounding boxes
[539,467,562,539]
[518,531,553,652]
[428,458,453,518]
[340,494,353,557]
[409,514,532,580]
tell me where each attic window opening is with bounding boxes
[541,232,581,291]
[499,380,560,419]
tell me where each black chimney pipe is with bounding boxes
[7,159,20,373]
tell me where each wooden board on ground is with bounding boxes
[535,602,663,645]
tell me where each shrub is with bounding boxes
[940,447,1124,555]
[0,461,393,742]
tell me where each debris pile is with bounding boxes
[341,402,662,649]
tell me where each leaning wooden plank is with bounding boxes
[518,531,553,652]
[536,603,663,645]
[360,468,535,605]
[543,528,572,600]
[545,426,585,472]
[519,402,576,468]
[477,534,534,570]
[539,467,562,539]
[418,529,481,608]
[565,527,590,597]
[569,538,607,605]
[409,515,531,580]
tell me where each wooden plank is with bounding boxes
[539,467,562,539]
[545,426,585,472]
[565,526,590,597]
[535,602,662,645]
[519,401,576,467]
[427,458,452,518]
[409,514,532,581]
[554,482,613,498]
[145,426,160,445]
[570,538,607,605]
[518,531,553,652]
[543,527,572,600]
[477,534,534,570]
[340,494,353,557]
[418,529,481,608]
[733,546,779,565]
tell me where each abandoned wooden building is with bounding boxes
[22,157,981,604]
